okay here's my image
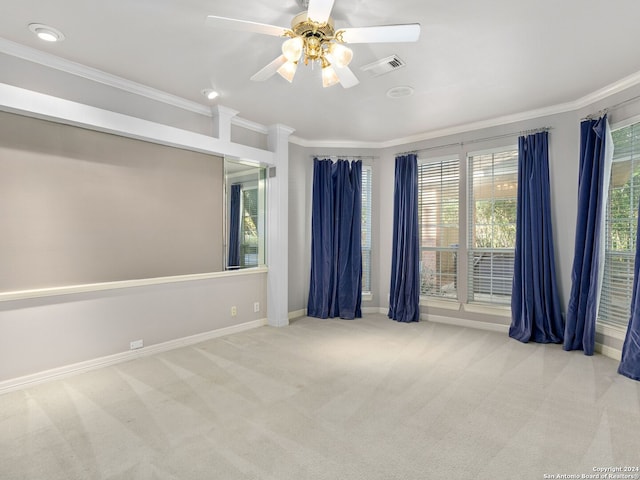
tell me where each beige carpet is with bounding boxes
[1,314,639,480]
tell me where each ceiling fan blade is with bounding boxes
[306,0,335,24]
[334,65,359,89]
[206,15,288,37]
[250,55,287,81]
[339,24,421,44]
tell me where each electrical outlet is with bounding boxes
[130,339,143,350]
[254,302,260,313]
[231,306,237,317]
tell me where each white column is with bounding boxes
[212,105,239,142]
[267,123,295,327]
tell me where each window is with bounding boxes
[468,148,518,304]
[599,121,640,329]
[224,159,266,270]
[240,187,259,267]
[418,157,459,298]
[362,165,372,294]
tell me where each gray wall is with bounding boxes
[286,83,640,354]
[0,111,224,291]
[0,272,267,381]
[0,107,268,384]
[231,125,268,150]
[3,54,640,383]
[287,143,313,313]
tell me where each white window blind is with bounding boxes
[599,121,640,329]
[468,148,518,304]
[418,157,459,298]
[362,165,372,293]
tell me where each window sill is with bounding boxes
[420,297,460,311]
[362,292,373,302]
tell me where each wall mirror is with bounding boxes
[224,158,267,270]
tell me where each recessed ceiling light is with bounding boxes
[28,23,65,42]
[386,86,414,99]
[201,88,219,100]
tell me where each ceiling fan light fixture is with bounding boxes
[206,1,420,89]
[277,61,298,83]
[282,36,303,62]
[328,43,353,68]
[304,36,323,62]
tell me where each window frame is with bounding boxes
[239,185,260,267]
[466,146,519,306]
[361,164,373,295]
[417,154,460,300]
[598,117,640,331]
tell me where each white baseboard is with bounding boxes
[424,313,510,334]
[288,309,307,320]
[3,311,624,395]
[362,307,385,315]
[0,318,267,395]
[595,343,622,361]
[289,307,383,317]
[427,314,624,361]
[368,309,626,362]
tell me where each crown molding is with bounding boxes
[0,37,277,136]
[292,70,640,150]
[377,101,577,149]
[290,100,575,150]
[289,135,381,149]
[289,101,574,149]
[232,116,269,134]
[3,36,640,149]
[0,37,215,117]
[573,69,640,110]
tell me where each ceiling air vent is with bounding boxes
[360,55,406,77]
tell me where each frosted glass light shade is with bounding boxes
[282,37,303,62]
[329,43,353,68]
[277,61,298,83]
[322,64,339,88]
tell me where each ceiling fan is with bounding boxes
[206,0,420,88]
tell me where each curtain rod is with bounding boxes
[582,93,640,121]
[395,127,552,157]
[311,155,377,160]
[583,109,608,121]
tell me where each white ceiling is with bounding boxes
[2,0,640,143]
